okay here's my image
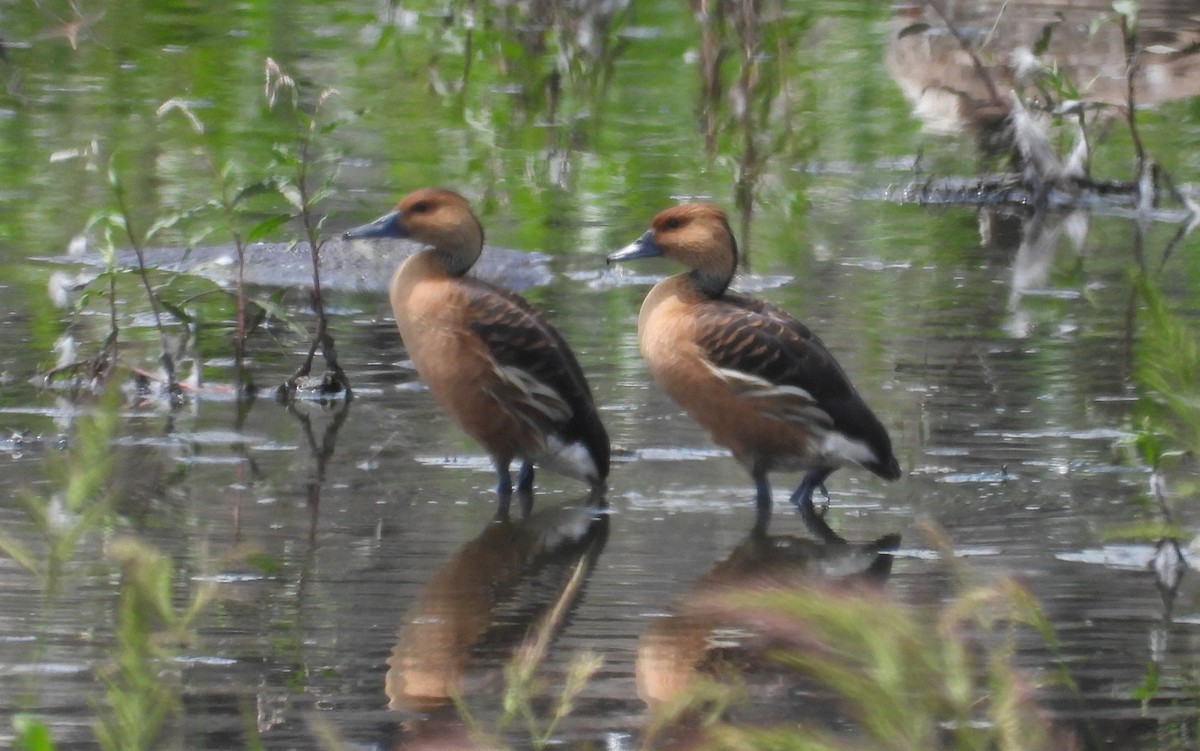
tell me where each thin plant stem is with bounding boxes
[110,173,177,392]
[1120,14,1147,178]
[210,172,252,396]
[283,101,351,398]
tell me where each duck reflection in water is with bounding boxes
[344,189,610,508]
[386,500,609,717]
[637,531,899,721]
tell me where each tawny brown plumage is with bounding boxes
[345,188,609,501]
[608,203,899,541]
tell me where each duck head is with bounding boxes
[608,203,738,297]
[344,188,485,276]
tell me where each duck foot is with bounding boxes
[788,468,844,544]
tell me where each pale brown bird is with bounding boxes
[345,188,609,502]
[608,203,899,541]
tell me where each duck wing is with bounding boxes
[694,293,883,443]
[463,280,611,476]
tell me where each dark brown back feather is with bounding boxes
[463,279,610,479]
[697,293,895,466]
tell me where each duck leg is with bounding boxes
[752,474,773,536]
[586,481,608,509]
[516,461,535,494]
[788,467,844,544]
[495,462,514,498]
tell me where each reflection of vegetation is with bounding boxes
[401,0,630,111]
[642,529,1076,751]
[892,0,1200,218]
[284,395,353,546]
[369,0,838,265]
[380,0,631,195]
[693,0,819,263]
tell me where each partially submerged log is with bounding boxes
[880,172,1197,224]
[40,237,554,296]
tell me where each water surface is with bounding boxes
[2,1,1200,748]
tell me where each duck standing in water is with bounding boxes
[608,203,899,541]
[345,188,609,504]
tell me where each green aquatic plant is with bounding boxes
[102,157,184,395]
[495,650,604,751]
[45,139,284,400]
[0,382,261,751]
[155,97,295,397]
[91,538,249,751]
[69,537,253,751]
[0,386,120,751]
[1134,275,1200,461]
[149,59,357,401]
[265,58,353,399]
[13,714,56,751]
[0,394,115,747]
[0,385,116,745]
[46,57,352,401]
[0,384,119,592]
[93,539,195,751]
[40,154,191,395]
[1119,272,1200,715]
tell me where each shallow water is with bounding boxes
[2,1,1200,749]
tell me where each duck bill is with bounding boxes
[606,230,662,264]
[343,210,404,240]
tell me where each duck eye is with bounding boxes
[664,217,684,230]
[410,200,432,214]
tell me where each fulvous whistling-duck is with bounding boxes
[607,203,900,541]
[344,188,609,503]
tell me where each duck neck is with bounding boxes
[438,216,485,277]
[686,266,732,298]
[685,220,737,297]
[440,246,479,277]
